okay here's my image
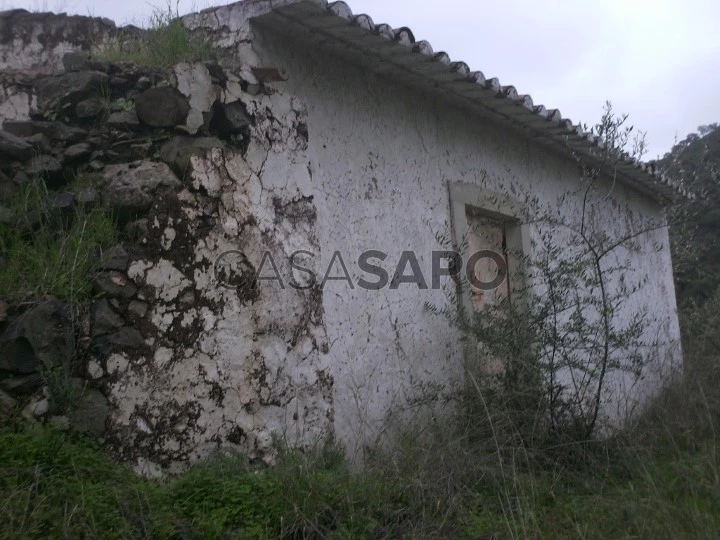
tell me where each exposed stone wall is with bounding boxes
[103,66,333,476]
[0,10,117,73]
[0,9,333,472]
[0,10,119,125]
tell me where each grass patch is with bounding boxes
[0,177,117,308]
[0,425,166,540]
[100,2,216,69]
[42,364,86,415]
[0,426,412,539]
[1,386,718,540]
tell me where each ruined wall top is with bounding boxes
[0,9,119,75]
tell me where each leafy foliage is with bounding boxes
[660,123,720,308]
[0,426,413,539]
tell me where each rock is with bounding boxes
[0,337,40,374]
[2,121,87,144]
[34,71,108,110]
[92,271,138,298]
[251,67,289,83]
[112,142,153,164]
[109,76,130,89]
[212,101,250,139]
[223,101,250,131]
[34,398,49,416]
[64,142,92,161]
[90,298,124,337]
[135,76,151,90]
[23,396,49,418]
[100,160,180,217]
[75,98,106,119]
[204,62,227,85]
[0,206,12,224]
[103,328,145,348]
[0,373,43,396]
[159,136,223,177]
[0,389,17,420]
[87,360,103,379]
[76,187,98,205]
[125,219,148,241]
[135,87,190,128]
[50,192,76,214]
[238,68,261,95]
[87,57,112,73]
[0,300,7,323]
[62,51,89,72]
[0,169,17,199]
[0,300,74,371]
[26,155,64,185]
[69,389,109,438]
[100,244,129,271]
[174,62,216,135]
[128,300,148,319]
[12,171,28,185]
[49,415,70,430]
[0,130,33,160]
[107,110,139,130]
[89,160,105,171]
[25,133,52,153]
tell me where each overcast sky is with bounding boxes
[4,0,719,159]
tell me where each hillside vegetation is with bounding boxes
[662,123,720,308]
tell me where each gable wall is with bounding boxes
[251,26,682,455]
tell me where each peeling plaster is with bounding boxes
[101,74,332,472]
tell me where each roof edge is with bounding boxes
[185,0,692,203]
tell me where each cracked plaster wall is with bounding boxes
[102,65,334,476]
[248,26,683,456]
[0,75,36,122]
[0,6,337,475]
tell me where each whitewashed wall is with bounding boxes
[250,26,682,455]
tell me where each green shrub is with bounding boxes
[100,2,215,68]
[0,427,412,539]
[0,178,117,308]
